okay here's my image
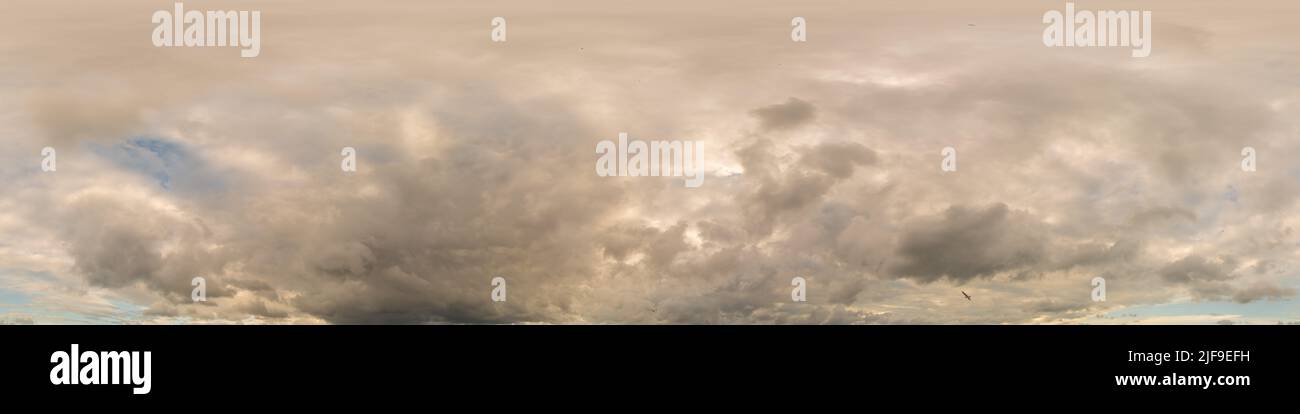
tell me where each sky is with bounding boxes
[0,0,1298,324]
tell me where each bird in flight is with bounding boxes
[961,291,972,301]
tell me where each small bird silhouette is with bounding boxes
[962,291,972,301]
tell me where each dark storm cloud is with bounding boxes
[750,98,816,131]
[889,203,1050,283]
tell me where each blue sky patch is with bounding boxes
[89,137,226,194]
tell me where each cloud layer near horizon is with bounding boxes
[1,1,1298,324]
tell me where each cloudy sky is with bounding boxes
[1,0,1297,324]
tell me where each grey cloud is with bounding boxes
[1159,255,1234,284]
[798,142,877,179]
[1158,255,1296,304]
[1230,283,1296,304]
[1053,239,1143,271]
[740,140,876,237]
[750,98,816,131]
[889,203,1050,283]
[59,193,232,301]
[1030,299,1091,314]
[1129,207,1197,227]
[0,314,35,325]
